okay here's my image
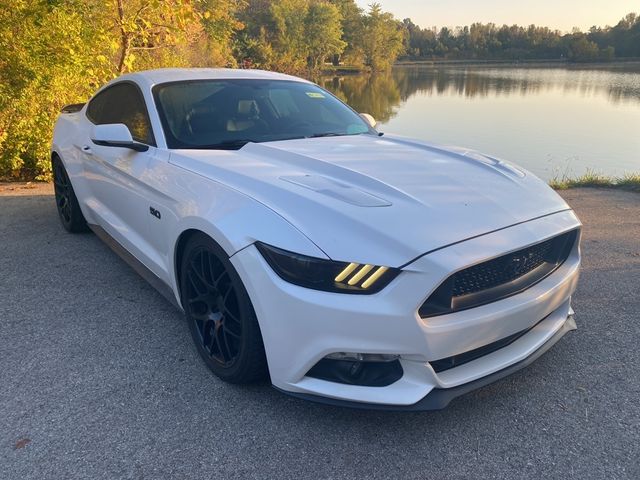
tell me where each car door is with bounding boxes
[80,81,159,266]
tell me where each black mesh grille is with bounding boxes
[419,229,578,318]
[452,236,556,297]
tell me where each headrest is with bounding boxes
[237,100,258,116]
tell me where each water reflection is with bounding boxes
[315,65,640,179]
[319,74,402,123]
[317,65,640,123]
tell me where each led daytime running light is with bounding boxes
[335,264,391,289]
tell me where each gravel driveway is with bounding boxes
[1,185,639,479]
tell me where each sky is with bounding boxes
[355,0,638,33]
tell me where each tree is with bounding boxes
[305,1,346,68]
[0,0,243,179]
[0,0,112,179]
[361,3,404,70]
[565,34,605,62]
[237,0,346,72]
[328,0,364,64]
[193,0,247,66]
[233,0,278,67]
[270,0,310,71]
[113,0,203,73]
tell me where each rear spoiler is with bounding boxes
[61,103,85,114]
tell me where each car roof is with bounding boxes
[114,68,311,89]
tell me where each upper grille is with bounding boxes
[419,229,578,318]
[452,236,556,297]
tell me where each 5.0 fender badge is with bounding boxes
[149,206,161,220]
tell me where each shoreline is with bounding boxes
[395,58,640,67]
[319,58,640,74]
[549,172,640,191]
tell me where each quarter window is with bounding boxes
[86,82,155,146]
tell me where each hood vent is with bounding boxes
[280,174,391,207]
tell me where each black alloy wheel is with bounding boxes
[181,234,268,383]
[52,156,88,232]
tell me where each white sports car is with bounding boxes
[51,68,581,410]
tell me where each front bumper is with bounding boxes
[275,312,576,410]
[230,209,581,408]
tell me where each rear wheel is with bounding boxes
[52,156,88,233]
[180,233,268,383]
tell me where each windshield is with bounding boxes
[153,79,374,149]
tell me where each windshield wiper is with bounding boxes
[307,132,344,138]
[308,132,373,139]
[203,139,256,150]
[202,132,366,148]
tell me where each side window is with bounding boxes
[86,83,155,146]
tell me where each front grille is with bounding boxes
[419,229,578,318]
[452,236,556,297]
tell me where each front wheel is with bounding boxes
[180,233,268,384]
[52,156,88,233]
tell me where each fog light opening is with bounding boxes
[306,353,403,387]
[325,352,400,363]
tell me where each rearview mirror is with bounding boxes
[359,113,377,129]
[91,124,149,152]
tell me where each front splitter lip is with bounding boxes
[274,314,577,411]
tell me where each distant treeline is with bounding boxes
[1,0,638,180]
[401,13,640,62]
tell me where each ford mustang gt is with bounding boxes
[51,68,581,410]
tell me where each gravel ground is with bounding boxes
[1,185,639,479]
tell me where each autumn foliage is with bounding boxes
[0,0,406,179]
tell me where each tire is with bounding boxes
[52,156,88,233]
[180,233,268,384]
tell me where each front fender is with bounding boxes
[168,198,329,307]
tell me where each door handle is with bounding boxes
[82,145,93,155]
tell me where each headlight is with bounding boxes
[255,242,399,294]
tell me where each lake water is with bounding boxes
[318,65,640,181]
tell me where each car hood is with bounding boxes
[170,135,571,266]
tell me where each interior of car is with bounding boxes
[154,80,370,148]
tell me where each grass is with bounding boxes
[616,173,640,191]
[549,170,640,192]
